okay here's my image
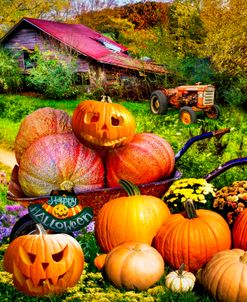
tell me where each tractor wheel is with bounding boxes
[150,90,168,114]
[205,105,220,119]
[179,106,197,125]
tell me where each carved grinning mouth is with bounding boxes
[81,133,127,147]
[13,261,75,293]
[12,245,75,294]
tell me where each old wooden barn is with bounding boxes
[0,17,167,99]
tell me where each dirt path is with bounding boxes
[0,148,17,168]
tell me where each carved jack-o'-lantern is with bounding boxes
[72,97,136,149]
[3,224,84,296]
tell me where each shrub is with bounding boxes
[0,47,23,93]
[223,76,247,109]
[0,95,39,122]
[26,49,79,99]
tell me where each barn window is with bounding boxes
[23,50,35,69]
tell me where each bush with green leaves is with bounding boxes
[0,95,39,122]
[0,47,23,93]
[26,49,79,100]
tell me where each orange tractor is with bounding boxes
[150,83,220,125]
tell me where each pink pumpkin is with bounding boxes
[18,133,105,196]
[15,107,72,164]
[106,132,175,187]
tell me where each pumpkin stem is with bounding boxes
[119,179,141,196]
[178,263,185,276]
[35,224,47,235]
[240,252,247,264]
[184,199,198,219]
[101,95,112,103]
[60,180,74,192]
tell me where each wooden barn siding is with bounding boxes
[3,25,90,72]
[2,23,152,98]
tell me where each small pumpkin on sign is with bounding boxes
[3,224,84,296]
[165,264,196,292]
[72,96,136,149]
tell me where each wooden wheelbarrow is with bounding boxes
[7,128,237,240]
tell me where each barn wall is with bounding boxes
[3,24,90,73]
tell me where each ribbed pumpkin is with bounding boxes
[154,199,231,272]
[197,249,247,302]
[106,132,175,187]
[95,180,171,252]
[104,241,164,290]
[15,107,72,164]
[18,133,105,196]
[72,98,136,149]
[165,264,196,293]
[3,224,84,296]
[233,208,247,249]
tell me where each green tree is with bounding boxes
[168,0,206,59]
[200,0,247,106]
[0,0,70,38]
[0,47,23,93]
[200,0,247,77]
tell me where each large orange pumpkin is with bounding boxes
[104,241,164,290]
[72,98,136,149]
[15,107,72,164]
[106,132,175,187]
[18,133,105,196]
[197,249,247,302]
[95,180,171,252]
[154,199,231,272]
[3,224,84,296]
[233,208,247,249]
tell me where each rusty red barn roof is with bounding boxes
[1,17,167,74]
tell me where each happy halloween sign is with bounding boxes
[28,190,93,232]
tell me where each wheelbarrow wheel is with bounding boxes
[9,214,74,242]
[9,213,37,242]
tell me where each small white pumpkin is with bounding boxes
[165,264,196,292]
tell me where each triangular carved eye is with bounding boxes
[19,246,36,264]
[52,245,68,262]
[28,253,36,263]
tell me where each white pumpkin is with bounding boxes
[165,264,196,292]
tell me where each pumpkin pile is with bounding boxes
[14,99,176,197]
[7,99,247,300]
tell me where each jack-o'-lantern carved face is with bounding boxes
[52,203,69,219]
[72,99,136,149]
[4,224,84,296]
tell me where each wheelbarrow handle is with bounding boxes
[204,157,247,182]
[175,128,230,161]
